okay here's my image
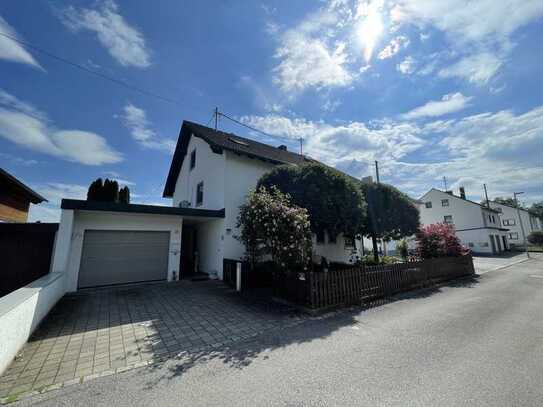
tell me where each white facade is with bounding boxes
[170,133,361,278]
[489,201,542,246]
[418,189,508,254]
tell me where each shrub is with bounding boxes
[236,186,313,271]
[528,231,543,246]
[416,223,468,259]
[397,238,409,260]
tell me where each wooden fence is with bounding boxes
[273,254,475,311]
[0,223,59,298]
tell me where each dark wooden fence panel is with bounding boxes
[0,223,58,297]
[274,255,475,311]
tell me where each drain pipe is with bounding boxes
[236,262,242,292]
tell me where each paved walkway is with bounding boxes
[472,252,530,274]
[0,281,304,401]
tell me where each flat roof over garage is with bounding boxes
[61,199,225,218]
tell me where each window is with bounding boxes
[196,182,203,206]
[441,199,449,207]
[508,232,519,240]
[488,214,492,223]
[503,219,516,226]
[468,242,475,248]
[425,201,432,208]
[443,215,453,224]
[190,149,196,170]
[344,236,355,249]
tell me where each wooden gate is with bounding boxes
[0,223,58,297]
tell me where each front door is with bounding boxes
[180,226,196,278]
[489,235,496,254]
[502,235,507,251]
[495,235,502,252]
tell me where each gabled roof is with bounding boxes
[0,168,47,203]
[163,121,314,197]
[419,188,501,213]
[489,200,534,215]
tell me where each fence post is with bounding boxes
[236,262,242,292]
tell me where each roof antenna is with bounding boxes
[443,176,447,191]
[214,107,219,130]
[299,137,303,155]
[483,183,490,208]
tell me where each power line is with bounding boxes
[0,31,202,110]
[218,112,292,142]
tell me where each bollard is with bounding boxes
[236,262,242,292]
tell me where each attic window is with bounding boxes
[228,137,249,147]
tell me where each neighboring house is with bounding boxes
[488,201,542,246]
[418,188,508,254]
[0,168,47,222]
[53,121,362,292]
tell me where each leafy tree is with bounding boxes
[237,186,312,271]
[257,163,367,242]
[527,231,543,246]
[416,223,467,259]
[360,182,420,263]
[119,186,130,204]
[529,201,543,221]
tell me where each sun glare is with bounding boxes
[357,10,384,62]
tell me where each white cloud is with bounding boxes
[59,0,151,68]
[438,52,503,85]
[28,182,88,222]
[121,103,175,153]
[377,35,409,59]
[402,93,473,120]
[0,16,43,69]
[396,56,416,74]
[0,90,122,165]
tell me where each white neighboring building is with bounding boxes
[53,121,362,291]
[488,201,542,247]
[418,188,509,255]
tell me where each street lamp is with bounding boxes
[514,192,530,259]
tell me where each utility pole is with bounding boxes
[375,160,380,183]
[299,138,303,155]
[483,184,490,208]
[514,192,530,259]
[443,176,447,191]
[214,107,219,130]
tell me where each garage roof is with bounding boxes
[61,199,225,218]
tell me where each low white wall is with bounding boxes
[0,272,66,375]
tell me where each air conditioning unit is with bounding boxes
[179,200,191,208]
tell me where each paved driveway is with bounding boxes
[0,281,303,401]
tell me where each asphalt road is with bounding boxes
[16,256,543,407]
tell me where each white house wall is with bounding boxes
[62,210,183,292]
[172,135,225,210]
[490,202,542,245]
[195,219,224,279]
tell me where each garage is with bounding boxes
[78,230,170,288]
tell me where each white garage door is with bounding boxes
[78,230,170,288]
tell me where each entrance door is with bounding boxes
[495,235,502,252]
[489,235,496,254]
[180,226,196,278]
[502,236,507,251]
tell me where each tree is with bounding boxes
[236,186,312,270]
[86,178,103,201]
[119,186,130,204]
[257,163,367,242]
[86,178,123,203]
[527,231,543,246]
[529,201,543,222]
[360,182,420,263]
[416,223,467,259]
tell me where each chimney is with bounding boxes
[459,186,466,199]
[278,145,287,151]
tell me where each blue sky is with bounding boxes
[1,0,542,222]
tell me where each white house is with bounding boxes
[488,201,542,246]
[52,121,362,291]
[418,188,509,254]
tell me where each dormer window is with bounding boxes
[190,149,196,170]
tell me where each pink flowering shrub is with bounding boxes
[237,186,312,271]
[416,223,469,259]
